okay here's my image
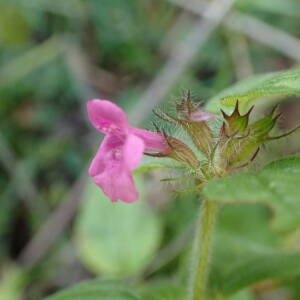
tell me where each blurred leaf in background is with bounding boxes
[0,3,29,47]
[0,264,26,300]
[44,279,140,300]
[75,178,162,276]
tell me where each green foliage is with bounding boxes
[227,289,255,300]
[139,282,185,300]
[0,3,29,46]
[45,279,186,300]
[222,252,300,295]
[135,155,185,174]
[44,279,139,300]
[75,180,162,276]
[205,161,300,296]
[212,205,280,280]
[0,37,62,89]
[204,155,300,231]
[134,163,168,174]
[206,69,300,112]
[88,0,175,74]
[207,206,280,295]
[134,162,183,174]
[0,265,26,300]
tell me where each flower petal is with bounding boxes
[88,135,123,176]
[93,167,138,203]
[123,134,145,171]
[88,137,108,177]
[87,99,128,134]
[88,134,141,203]
[88,144,104,178]
[130,127,169,152]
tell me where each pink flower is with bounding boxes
[87,99,168,203]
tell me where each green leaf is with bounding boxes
[139,282,185,300]
[134,163,175,174]
[206,69,300,111]
[214,205,280,266]
[208,205,282,297]
[11,0,87,19]
[222,252,300,295]
[136,154,184,174]
[203,155,300,232]
[75,178,162,276]
[227,289,255,300]
[0,3,29,46]
[44,279,140,300]
[210,206,300,296]
[0,264,25,300]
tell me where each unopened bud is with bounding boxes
[144,126,200,169]
[221,102,253,138]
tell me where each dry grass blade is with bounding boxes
[169,0,300,61]
[130,0,236,125]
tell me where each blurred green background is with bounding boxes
[1,0,300,299]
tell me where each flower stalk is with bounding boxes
[188,199,218,300]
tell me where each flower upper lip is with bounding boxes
[87,99,129,134]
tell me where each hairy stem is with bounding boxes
[188,199,218,300]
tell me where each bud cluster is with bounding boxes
[145,93,300,184]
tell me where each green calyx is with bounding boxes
[217,103,298,171]
[221,101,253,137]
[144,124,200,170]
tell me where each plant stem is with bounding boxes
[188,199,218,300]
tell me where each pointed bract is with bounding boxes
[221,102,253,137]
[216,104,299,171]
[249,108,280,140]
